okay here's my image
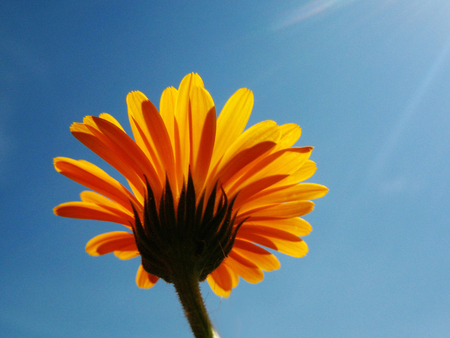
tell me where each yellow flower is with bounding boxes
[54,73,328,297]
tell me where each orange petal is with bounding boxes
[70,123,146,202]
[79,191,134,226]
[88,116,163,196]
[85,231,135,256]
[136,264,159,289]
[54,157,140,213]
[127,92,177,190]
[141,99,177,189]
[54,202,133,225]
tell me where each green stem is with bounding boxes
[172,267,214,338]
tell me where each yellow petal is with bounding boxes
[216,120,281,177]
[85,231,135,256]
[237,227,309,257]
[239,183,328,212]
[189,86,216,193]
[274,123,301,151]
[232,239,280,271]
[159,87,178,150]
[208,141,276,193]
[126,90,153,158]
[175,73,205,179]
[278,160,317,186]
[226,251,264,284]
[242,218,312,237]
[114,246,140,260]
[232,175,288,209]
[206,263,232,297]
[136,264,159,289]
[238,200,315,219]
[228,146,313,196]
[212,88,254,167]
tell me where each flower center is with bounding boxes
[132,172,243,283]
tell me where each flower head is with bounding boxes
[54,73,328,297]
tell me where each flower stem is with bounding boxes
[172,266,213,338]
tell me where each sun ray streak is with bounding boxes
[368,34,450,181]
[272,0,358,30]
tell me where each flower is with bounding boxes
[54,73,328,297]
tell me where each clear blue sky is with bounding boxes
[1,1,450,337]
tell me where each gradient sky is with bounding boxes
[1,1,450,337]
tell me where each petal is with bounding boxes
[226,251,264,284]
[114,246,140,260]
[189,86,216,193]
[159,86,178,148]
[232,239,280,271]
[207,141,276,193]
[241,217,312,237]
[277,160,317,186]
[274,123,302,151]
[175,73,205,179]
[126,91,154,158]
[99,113,126,132]
[141,99,177,188]
[238,183,328,212]
[54,157,140,213]
[232,175,288,209]
[236,227,309,257]
[79,191,134,225]
[70,122,146,202]
[136,264,159,289]
[228,146,313,196]
[85,231,135,256]
[206,263,232,297]
[238,200,315,219]
[127,92,177,190]
[86,116,163,196]
[54,201,133,225]
[215,120,281,178]
[212,88,254,167]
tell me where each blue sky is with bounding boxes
[1,0,450,337]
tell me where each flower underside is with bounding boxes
[53,73,328,297]
[133,172,243,283]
